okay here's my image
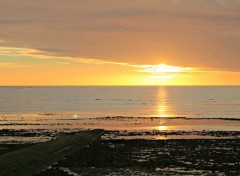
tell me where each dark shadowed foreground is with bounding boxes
[0,130,103,176]
[0,129,239,176]
[36,138,239,176]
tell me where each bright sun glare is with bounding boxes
[137,64,196,74]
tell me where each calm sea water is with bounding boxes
[0,86,239,118]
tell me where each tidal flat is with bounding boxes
[0,115,239,175]
[36,138,240,176]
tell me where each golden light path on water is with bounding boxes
[157,87,169,117]
[154,87,176,131]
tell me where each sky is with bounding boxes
[0,0,240,85]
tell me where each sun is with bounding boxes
[132,63,199,84]
[137,64,196,75]
[153,64,187,73]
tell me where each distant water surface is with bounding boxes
[0,86,239,118]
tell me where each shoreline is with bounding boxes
[0,127,239,175]
[1,114,239,143]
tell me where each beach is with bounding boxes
[37,138,239,176]
[0,87,239,175]
[0,114,239,175]
[1,115,240,142]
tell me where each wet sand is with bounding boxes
[36,138,240,176]
[1,114,239,143]
[0,115,239,175]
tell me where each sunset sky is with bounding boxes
[0,0,240,85]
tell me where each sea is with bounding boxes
[0,86,239,119]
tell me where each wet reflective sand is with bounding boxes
[0,114,239,143]
[1,114,239,175]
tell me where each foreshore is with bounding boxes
[1,114,239,143]
[0,115,239,175]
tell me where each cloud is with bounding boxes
[0,46,208,75]
[0,0,240,71]
[0,39,5,44]
[0,46,129,66]
[0,62,22,68]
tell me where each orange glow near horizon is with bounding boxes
[1,1,240,86]
[136,64,196,74]
[0,46,240,86]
